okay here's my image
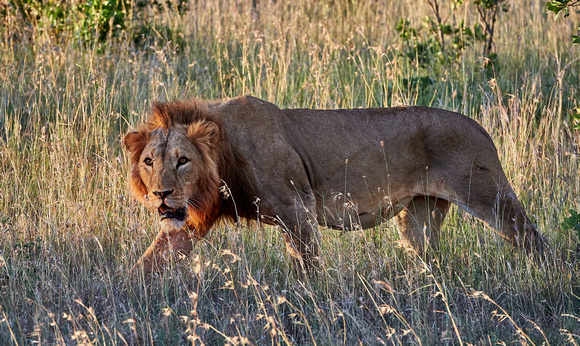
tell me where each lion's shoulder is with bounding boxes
[216,95,279,115]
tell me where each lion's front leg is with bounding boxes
[282,225,321,275]
[131,227,194,275]
[276,195,322,276]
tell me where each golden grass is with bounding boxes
[1,0,579,344]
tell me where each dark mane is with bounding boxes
[148,100,222,130]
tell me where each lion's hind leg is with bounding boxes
[394,196,450,256]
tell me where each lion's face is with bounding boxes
[125,120,220,230]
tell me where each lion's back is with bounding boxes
[216,97,502,199]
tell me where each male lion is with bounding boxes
[124,96,547,274]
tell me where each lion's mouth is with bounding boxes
[158,204,187,221]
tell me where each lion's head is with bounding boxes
[124,101,223,234]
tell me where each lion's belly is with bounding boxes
[314,188,413,231]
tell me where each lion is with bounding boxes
[124,95,547,274]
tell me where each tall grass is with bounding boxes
[1,0,579,344]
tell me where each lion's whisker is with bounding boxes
[187,198,202,211]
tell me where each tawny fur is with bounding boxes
[125,96,547,275]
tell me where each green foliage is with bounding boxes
[395,17,440,66]
[7,0,128,42]
[547,0,580,17]
[8,0,73,39]
[562,210,580,260]
[395,0,503,68]
[76,0,129,42]
[562,210,580,233]
[137,0,189,15]
[547,0,580,44]
[395,18,418,41]
[473,0,509,56]
[573,28,580,43]
[547,0,569,16]
[474,0,509,11]
[571,107,580,130]
[395,14,484,67]
[5,0,186,46]
[13,237,43,260]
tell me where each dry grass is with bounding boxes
[1,0,580,344]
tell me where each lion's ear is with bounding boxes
[188,121,220,149]
[124,129,149,164]
[124,129,149,201]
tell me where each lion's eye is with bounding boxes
[144,158,153,166]
[177,157,189,167]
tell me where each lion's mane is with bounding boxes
[124,100,256,235]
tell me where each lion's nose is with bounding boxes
[153,189,174,200]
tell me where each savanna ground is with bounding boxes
[1,0,580,344]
